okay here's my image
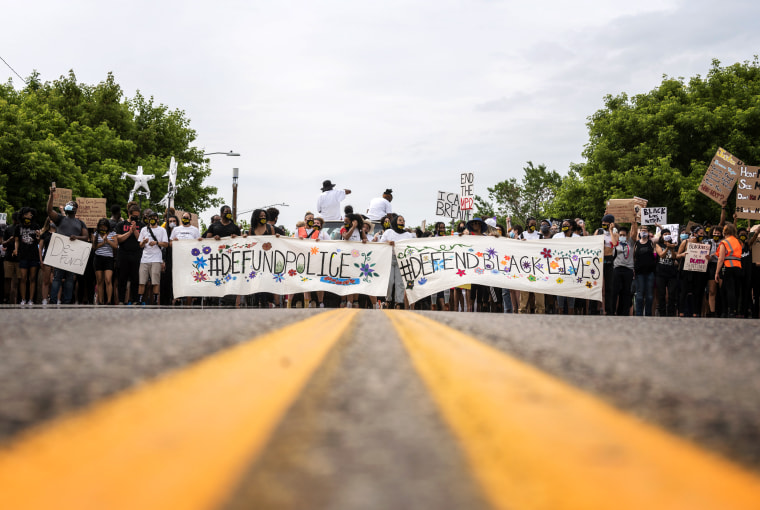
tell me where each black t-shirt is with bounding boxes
[3,224,17,263]
[115,219,145,253]
[14,222,41,261]
[206,221,241,238]
[634,240,657,275]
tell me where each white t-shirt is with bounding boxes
[380,229,416,243]
[366,197,392,221]
[170,225,201,241]
[138,226,168,263]
[553,232,580,239]
[317,189,347,220]
[345,228,364,242]
[520,230,542,240]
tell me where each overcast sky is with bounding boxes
[3,0,760,229]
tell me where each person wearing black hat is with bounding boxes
[367,189,393,221]
[317,179,351,221]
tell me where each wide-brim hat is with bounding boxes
[466,217,488,233]
[321,179,336,191]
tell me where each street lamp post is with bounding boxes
[232,168,239,221]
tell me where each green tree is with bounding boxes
[550,57,760,226]
[0,70,220,218]
[476,161,561,227]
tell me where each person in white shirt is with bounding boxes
[317,179,351,221]
[137,210,169,305]
[553,219,581,314]
[169,212,201,242]
[366,189,393,221]
[381,215,416,309]
[518,217,545,314]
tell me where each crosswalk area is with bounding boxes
[1,310,759,509]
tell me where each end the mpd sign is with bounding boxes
[460,172,474,210]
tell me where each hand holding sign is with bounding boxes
[44,233,92,275]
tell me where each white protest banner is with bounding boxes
[394,235,604,304]
[657,224,680,241]
[172,237,392,298]
[460,172,474,210]
[43,233,92,275]
[641,207,667,225]
[435,191,464,219]
[683,243,710,272]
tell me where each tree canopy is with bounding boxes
[0,70,220,218]
[548,57,760,226]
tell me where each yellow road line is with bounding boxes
[387,310,760,510]
[0,309,358,510]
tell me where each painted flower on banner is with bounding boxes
[576,277,583,284]
[273,273,284,282]
[263,242,272,251]
[214,278,223,286]
[310,246,319,255]
[249,271,257,279]
[567,266,576,275]
[191,248,201,257]
[540,248,552,259]
[194,257,207,269]
[217,245,227,252]
[476,252,483,257]
[352,249,360,258]
[528,275,537,282]
[535,262,544,271]
[355,252,380,283]
[202,246,212,255]
[572,254,579,261]
[224,274,232,282]
[418,277,428,285]
[457,269,466,277]
[503,255,511,261]
[522,260,531,271]
[487,248,497,257]
[193,271,208,282]
[301,276,310,282]
[288,269,297,277]
[491,269,500,274]
[500,260,507,265]
[550,260,559,269]
[556,277,564,284]
[586,281,593,289]
[434,260,445,272]
[474,267,485,275]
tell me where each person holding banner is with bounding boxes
[553,219,580,314]
[633,224,657,316]
[296,212,321,240]
[714,223,743,318]
[611,221,637,316]
[518,218,545,314]
[654,226,679,317]
[676,225,709,317]
[46,186,89,305]
[381,214,415,309]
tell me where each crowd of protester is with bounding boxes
[1,183,759,318]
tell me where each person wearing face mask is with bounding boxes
[654,226,679,316]
[610,222,637,315]
[381,215,416,309]
[633,224,657,316]
[714,223,743,318]
[206,205,241,240]
[92,217,118,305]
[12,207,41,305]
[734,221,760,318]
[46,187,89,305]
[115,202,144,305]
[597,214,616,315]
[552,219,580,315]
[676,226,709,317]
[297,212,321,240]
[137,211,169,305]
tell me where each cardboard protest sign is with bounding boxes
[460,172,474,210]
[699,147,740,205]
[735,165,760,220]
[75,197,107,228]
[604,197,647,223]
[394,235,604,304]
[683,243,710,272]
[435,191,465,219]
[43,233,92,275]
[173,237,392,298]
[174,210,199,228]
[641,207,667,226]
[684,221,700,236]
[51,188,73,210]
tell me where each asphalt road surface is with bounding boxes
[1,308,759,509]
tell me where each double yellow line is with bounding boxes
[1,309,759,510]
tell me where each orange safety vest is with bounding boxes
[719,236,743,268]
[297,226,320,240]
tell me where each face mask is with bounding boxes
[182,218,190,225]
[540,226,550,234]
[23,218,31,225]
[131,215,139,221]
[680,233,688,241]
[663,235,671,242]
[224,213,232,220]
[314,224,321,230]
[619,236,627,244]
[640,232,649,239]
[64,205,75,212]
[384,221,391,229]
[561,226,569,232]
[697,235,705,242]
[528,225,536,232]
[98,230,107,236]
[602,224,609,230]
[740,235,747,242]
[457,226,464,233]
[713,235,721,241]
[149,219,157,226]
[344,222,350,228]
[169,222,177,227]
[397,223,405,229]
[307,220,314,227]
[259,218,267,225]
[509,232,515,238]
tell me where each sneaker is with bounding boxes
[346,301,352,308]
[19,300,27,306]
[41,299,48,306]
[319,302,325,308]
